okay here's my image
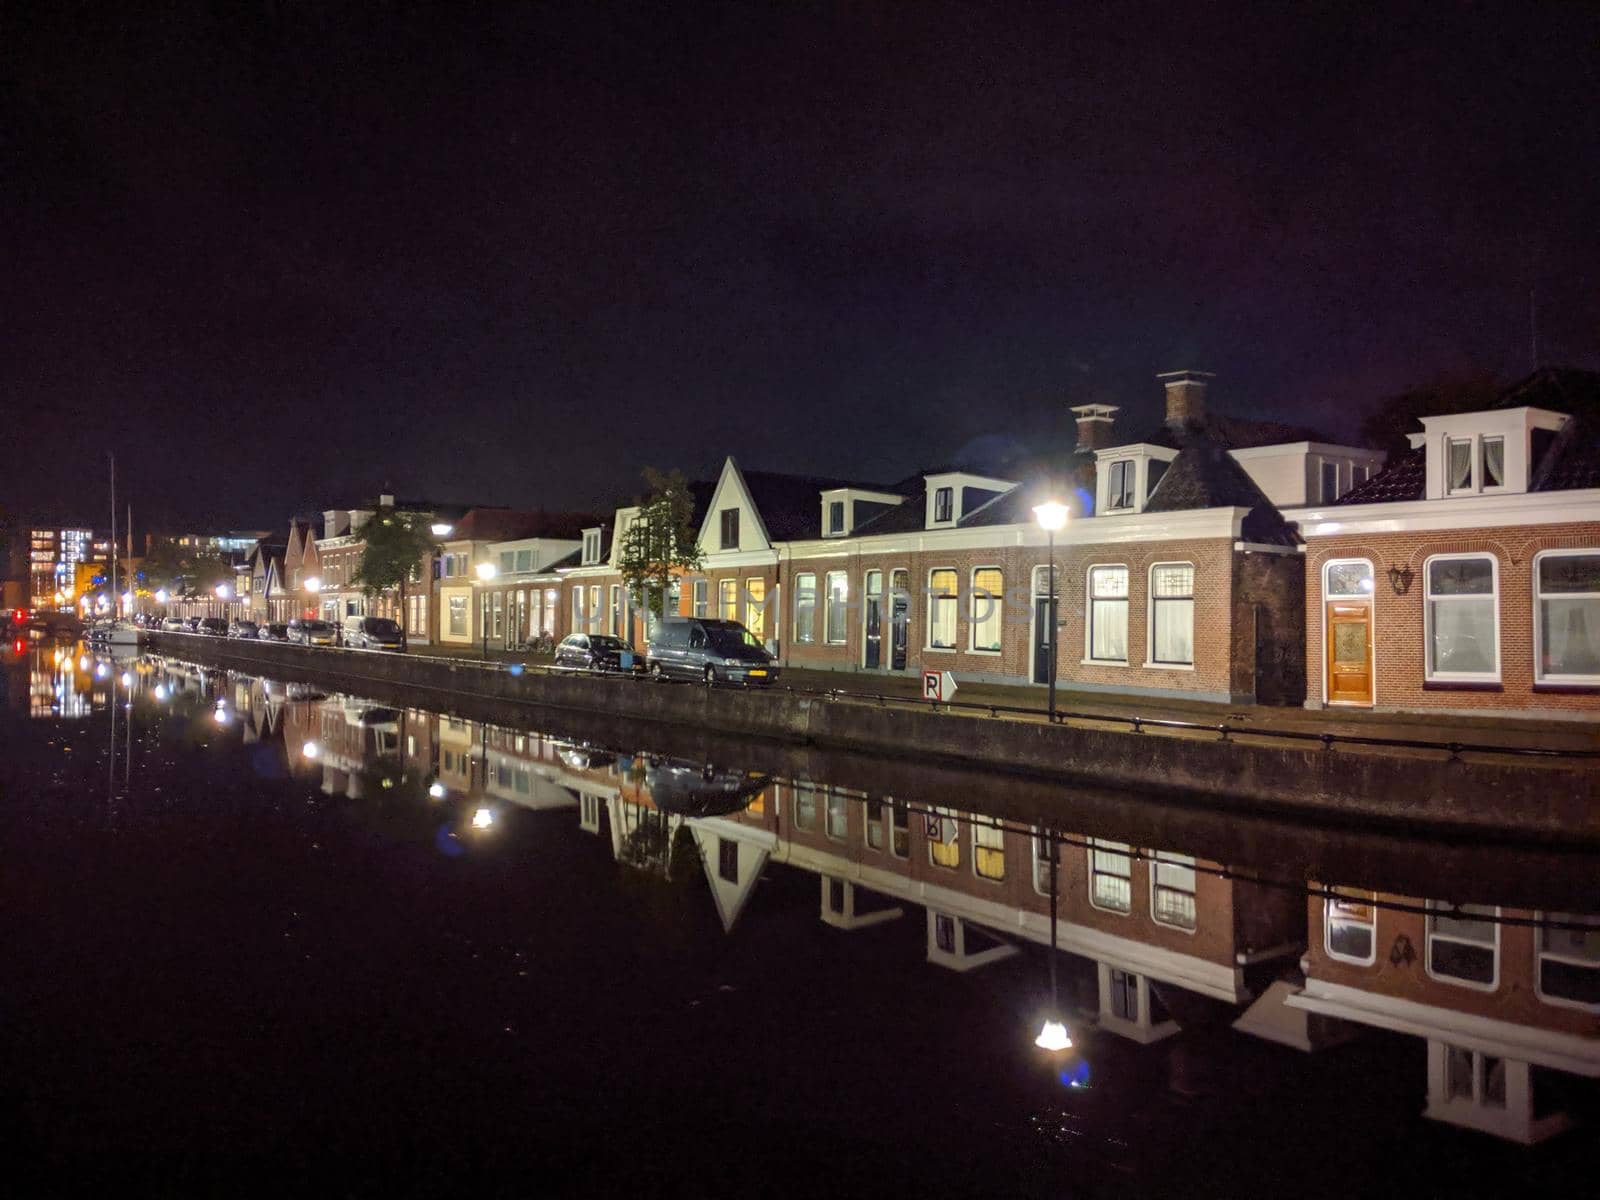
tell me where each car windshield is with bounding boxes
[303,621,332,632]
[366,619,401,635]
[590,636,629,650]
[709,627,762,653]
[268,626,287,635]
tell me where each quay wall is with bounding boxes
[146,633,1599,846]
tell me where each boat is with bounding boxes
[97,454,141,647]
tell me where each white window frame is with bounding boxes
[968,566,1003,654]
[1106,459,1136,510]
[971,815,1005,883]
[927,568,958,651]
[1086,838,1132,915]
[1534,911,1600,1013]
[1532,548,1600,685]
[926,806,960,870]
[1443,433,1508,496]
[932,486,954,524]
[863,797,885,853]
[718,578,738,622]
[1147,562,1195,668]
[1085,563,1129,665]
[824,571,848,645]
[793,572,817,644]
[1324,888,1377,966]
[692,578,708,618]
[1426,902,1501,993]
[1149,850,1196,933]
[1423,553,1500,683]
[824,790,849,842]
[1031,828,1054,896]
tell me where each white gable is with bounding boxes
[698,458,771,555]
[689,819,775,933]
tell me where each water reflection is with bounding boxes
[1,641,1596,1178]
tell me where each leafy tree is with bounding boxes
[352,511,438,647]
[1358,370,1501,459]
[617,468,705,617]
[138,538,231,593]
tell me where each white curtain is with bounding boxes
[1542,597,1600,676]
[1430,597,1495,673]
[1091,599,1127,661]
[1152,598,1193,664]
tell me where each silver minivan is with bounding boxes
[646,618,778,685]
[343,615,405,651]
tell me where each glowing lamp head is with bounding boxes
[428,782,446,799]
[475,562,497,581]
[213,707,229,726]
[1032,500,1070,533]
[95,663,109,679]
[304,577,321,594]
[430,523,453,537]
[1034,1020,1073,1053]
[215,584,231,599]
[155,589,169,603]
[120,672,133,688]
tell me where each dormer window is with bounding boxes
[933,487,954,523]
[1446,434,1507,494]
[828,500,845,534]
[1107,461,1135,510]
[582,531,601,565]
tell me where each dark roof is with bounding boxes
[738,468,909,541]
[1134,413,1337,451]
[451,508,601,542]
[1146,440,1300,545]
[958,451,1097,528]
[1336,367,1600,505]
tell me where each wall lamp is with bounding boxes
[1387,564,1414,595]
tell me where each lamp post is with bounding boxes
[304,576,321,634]
[476,561,498,659]
[214,582,231,622]
[1032,501,1069,723]
[1034,827,1072,1053]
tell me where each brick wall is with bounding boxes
[1305,521,1600,714]
[1232,549,1307,705]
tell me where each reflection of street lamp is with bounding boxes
[1034,828,1073,1054]
[475,562,497,658]
[1032,501,1069,723]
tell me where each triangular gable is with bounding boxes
[696,457,772,555]
[688,819,774,934]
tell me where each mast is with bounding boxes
[109,452,118,610]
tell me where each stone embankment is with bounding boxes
[147,634,1599,846]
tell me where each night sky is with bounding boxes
[6,1,1598,531]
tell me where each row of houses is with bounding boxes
[216,366,1598,719]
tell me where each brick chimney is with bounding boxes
[1157,369,1214,429]
[1070,403,1120,453]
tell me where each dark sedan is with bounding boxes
[554,633,642,673]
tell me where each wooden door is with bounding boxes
[1326,601,1373,705]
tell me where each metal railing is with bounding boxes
[145,630,1600,763]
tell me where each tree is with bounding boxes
[1358,370,1501,460]
[617,468,705,618]
[139,538,231,594]
[352,511,438,649]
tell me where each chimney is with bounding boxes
[1158,369,1214,429]
[1070,404,1120,453]
[379,492,395,509]
[322,509,339,541]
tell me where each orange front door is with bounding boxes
[1326,601,1373,705]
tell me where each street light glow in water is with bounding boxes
[471,808,494,829]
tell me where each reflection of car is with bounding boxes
[291,620,336,646]
[553,740,618,771]
[646,618,778,685]
[645,759,771,817]
[184,617,204,633]
[343,616,405,651]
[555,633,641,673]
[199,618,228,636]
[258,623,291,642]
[229,620,259,639]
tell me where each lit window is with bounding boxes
[1427,902,1499,988]
[928,807,960,869]
[1150,851,1196,930]
[1534,551,1600,684]
[1087,564,1128,662]
[744,578,766,638]
[824,571,848,644]
[825,791,848,841]
[973,816,1005,881]
[890,800,909,858]
[1149,563,1194,666]
[448,595,468,637]
[692,579,708,617]
[1536,912,1600,1009]
[933,487,954,523]
[719,579,738,621]
[1481,436,1505,488]
[1088,839,1132,913]
[928,569,957,649]
[1446,437,1473,493]
[793,573,816,644]
[1424,555,1498,680]
[1325,887,1376,963]
[969,568,1002,652]
[1107,460,1135,509]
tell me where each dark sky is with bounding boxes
[5,0,1598,531]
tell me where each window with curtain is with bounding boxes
[933,487,953,522]
[972,817,1005,881]
[863,798,884,851]
[1535,551,1600,682]
[928,569,957,648]
[1149,563,1194,666]
[794,573,816,643]
[792,784,816,831]
[1032,830,1054,895]
[692,579,708,617]
[1446,438,1473,492]
[1425,555,1497,679]
[825,791,848,840]
[1537,913,1600,1007]
[1088,565,1129,662]
[1428,902,1498,987]
[719,579,738,621]
[449,595,468,636]
[927,807,960,869]
[824,571,848,643]
[1088,839,1132,912]
[492,592,503,637]
[1481,437,1505,488]
[1107,460,1135,509]
[1325,888,1376,962]
[1150,851,1196,930]
[744,578,766,638]
[969,567,1002,652]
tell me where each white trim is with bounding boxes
[925,566,959,651]
[1289,489,1600,537]
[1425,902,1502,993]
[1534,911,1600,1014]
[1148,850,1197,934]
[1320,558,1377,708]
[1086,838,1133,917]
[970,813,1007,885]
[1084,561,1130,666]
[968,564,1004,653]
[1423,552,1501,684]
[1288,978,1600,1076]
[1531,548,1600,686]
[1147,560,1196,668]
[822,570,848,645]
[1322,888,1378,966]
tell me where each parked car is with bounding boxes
[198,617,228,637]
[342,615,405,651]
[184,617,204,633]
[646,618,778,685]
[162,616,189,632]
[229,620,259,639]
[555,633,642,673]
[258,623,291,643]
[292,619,337,647]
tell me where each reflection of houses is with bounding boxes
[1290,890,1599,1142]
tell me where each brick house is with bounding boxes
[434,509,596,650]
[276,519,321,624]
[1291,889,1599,1142]
[1290,368,1600,718]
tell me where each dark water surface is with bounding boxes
[1,643,1594,1197]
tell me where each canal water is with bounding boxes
[1,642,1594,1197]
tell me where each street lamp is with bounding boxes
[475,561,498,658]
[1034,828,1073,1053]
[430,523,454,537]
[1032,500,1069,723]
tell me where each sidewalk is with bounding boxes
[402,641,1597,756]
